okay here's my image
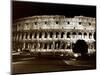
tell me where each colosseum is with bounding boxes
[12,15,96,56]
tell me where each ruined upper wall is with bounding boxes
[13,15,96,31]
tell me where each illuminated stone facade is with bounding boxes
[12,15,96,54]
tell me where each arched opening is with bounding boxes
[62,42,65,49]
[44,43,47,49]
[79,22,82,25]
[56,32,59,38]
[28,43,32,49]
[84,32,87,38]
[67,21,70,24]
[89,33,92,39]
[56,21,59,24]
[39,32,42,38]
[34,43,37,49]
[56,40,61,49]
[50,32,53,38]
[67,43,71,49]
[67,32,70,38]
[37,43,40,49]
[89,22,91,25]
[25,33,28,39]
[30,33,32,39]
[49,43,52,49]
[72,32,76,38]
[61,32,65,38]
[55,42,58,49]
[44,32,47,38]
[78,32,82,38]
[34,22,37,25]
[45,21,47,24]
[25,43,28,49]
[34,32,37,38]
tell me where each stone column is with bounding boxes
[77,33,79,39]
[28,33,30,40]
[92,33,94,40]
[42,32,45,39]
[23,33,26,40]
[80,34,82,39]
[64,32,66,39]
[36,42,38,49]
[60,41,63,49]
[16,34,18,41]
[78,33,82,39]
[56,42,58,49]
[82,32,84,39]
[37,42,40,51]
[22,43,25,50]
[47,43,49,51]
[87,33,89,40]
[32,33,34,40]
[53,32,56,39]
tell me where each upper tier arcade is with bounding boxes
[13,15,95,32]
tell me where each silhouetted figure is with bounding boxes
[72,40,88,57]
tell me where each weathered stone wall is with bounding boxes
[12,15,96,54]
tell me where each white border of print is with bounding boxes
[0,0,100,75]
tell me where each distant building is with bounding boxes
[12,15,96,55]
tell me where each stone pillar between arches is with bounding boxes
[23,33,26,40]
[32,33,34,40]
[27,33,30,40]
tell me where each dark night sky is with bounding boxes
[12,1,96,20]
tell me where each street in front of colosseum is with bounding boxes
[12,53,96,74]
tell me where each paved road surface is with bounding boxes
[12,56,96,74]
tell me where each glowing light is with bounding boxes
[60,54,63,56]
[74,53,79,58]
